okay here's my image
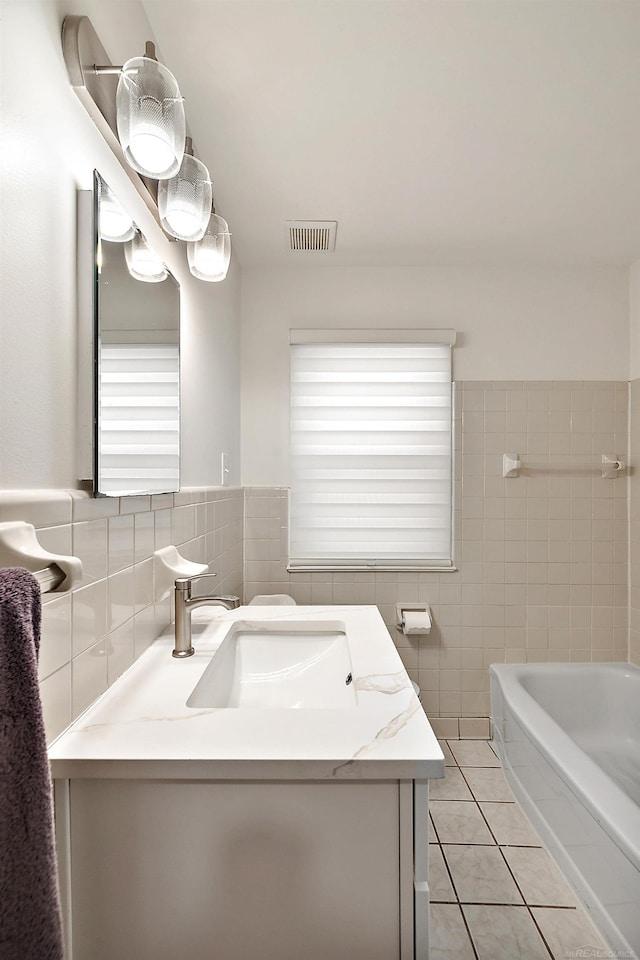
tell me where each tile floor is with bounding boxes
[429,739,611,960]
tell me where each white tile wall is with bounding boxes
[243,380,630,718]
[0,486,243,744]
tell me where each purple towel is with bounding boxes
[0,568,64,960]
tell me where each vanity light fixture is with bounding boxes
[97,180,135,242]
[187,208,231,282]
[125,230,168,283]
[62,17,185,181]
[115,44,186,179]
[63,16,232,282]
[158,137,212,241]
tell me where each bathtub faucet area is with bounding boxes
[173,574,240,658]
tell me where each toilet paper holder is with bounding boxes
[396,604,432,635]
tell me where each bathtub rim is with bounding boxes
[490,660,640,873]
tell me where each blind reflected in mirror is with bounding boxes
[95,171,180,496]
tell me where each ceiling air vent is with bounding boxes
[285,220,337,253]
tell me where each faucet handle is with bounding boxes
[175,572,217,596]
[175,572,217,582]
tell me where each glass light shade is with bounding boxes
[116,56,185,179]
[125,232,168,283]
[187,214,231,282]
[158,154,212,241]
[98,182,135,242]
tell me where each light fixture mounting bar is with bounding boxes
[62,16,118,128]
[61,15,161,222]
[93,40,158,75]
[93,66,122,76]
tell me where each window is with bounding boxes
[289,330,455,571]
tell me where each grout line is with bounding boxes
[527,905,556,959]
[457,764,477,798]
[429,812,441,845]
[525,901,582,909]
[525,905,578,911]
[458,902,480,960]
[436,840,462,905]
[434,840,543,848]
[498,843,542,849]
[446,901,577,909]
[475,796,500,845]
[472,798,516,804]
[497,842,534,908]
[431,797,475,803]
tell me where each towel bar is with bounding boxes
[502,453,628,479]
[0,523,82,594]
[32,565,67,594]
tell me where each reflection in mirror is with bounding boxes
[95,172,180,496]
[124,230,168,283]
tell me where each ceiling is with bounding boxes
[142,0,640,269]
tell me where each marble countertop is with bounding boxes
[49,605,445,781]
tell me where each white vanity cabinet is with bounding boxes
[55,774,431,960]
[49,606,443,959]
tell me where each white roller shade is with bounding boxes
[289,342,453,570]
[98,344,180,495]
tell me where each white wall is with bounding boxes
[240,264,629,484]
[0,0,240,490]
[630,260,640,381]
[180,259,241,486]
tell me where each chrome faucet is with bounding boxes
[173,573,240,658]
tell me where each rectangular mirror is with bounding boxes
[92,171,180,496]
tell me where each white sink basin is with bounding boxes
[187,620,356,709]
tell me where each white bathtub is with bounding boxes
[490,661,640,959]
